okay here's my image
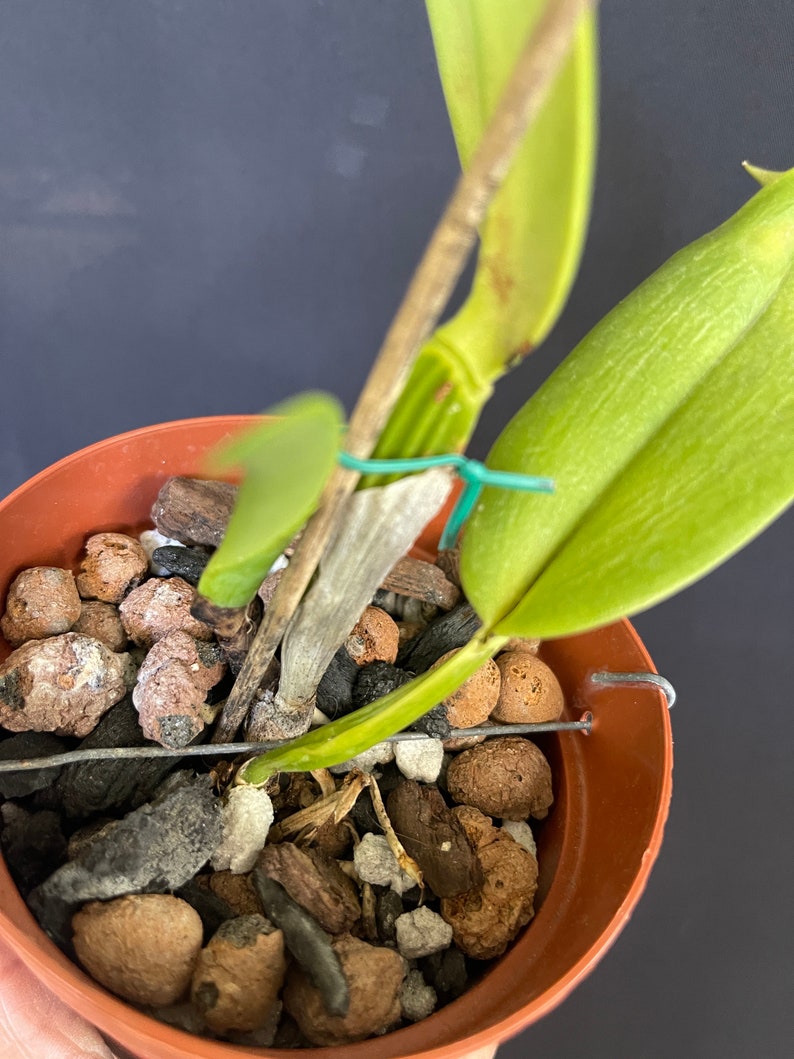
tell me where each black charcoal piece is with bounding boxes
[54,696,181,820]
[398,604,481,673]
[351,661,413,710]
[252,868,349,1017]
[408,704,451,739]
[151,545,210,584]
[315,646,359,719]
[1,802,67,896]
[376,890,404,945]
[0,731,67,799]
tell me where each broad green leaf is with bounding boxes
[197,392,343,608]
[460,167,794,637]
[238,633,505,784]
[372,0,597,462]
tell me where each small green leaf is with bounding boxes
[237,633,505,784]
[197,392,343,608]
[460,167,794,637]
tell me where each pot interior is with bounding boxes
[0,417,672,1059]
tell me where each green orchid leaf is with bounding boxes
[372,0,597,463]
[429,0,597,373]
[460,167,794,638]
[238,633,505,784]
[197,392,344,609]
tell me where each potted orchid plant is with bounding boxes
[0,1,791,1056]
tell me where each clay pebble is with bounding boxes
[119,576,214,649]
[0,632,135,738]
[491,650,564,724]
[191,915,286,1034]
[344,606,400,666]
[71,601,128,652]
[133,630,226,748]
[0,567,81,645]
[431,649,501,729]
[283,933,406,1046]
[76,533,149,604]
[72,894,203,1006]
[441,806,539,960]
[445,736,554,821]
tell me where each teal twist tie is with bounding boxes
[338,451,554,550]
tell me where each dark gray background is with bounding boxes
[0,2,791,1057]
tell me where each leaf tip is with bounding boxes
[742,161,786,187]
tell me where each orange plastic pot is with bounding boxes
[0,417,673,1059]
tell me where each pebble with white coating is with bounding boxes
[395,906,454,959]
[329,740,395,775]
[394,737,445,784]
[1,567,81,646]
[399,969,438,1023]
[211,787,275,874]
[133,630,227,748]
[353,833,416,894]
[500,819,537,857]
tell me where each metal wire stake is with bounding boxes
[0,717,593,774]
[589,671,676,709]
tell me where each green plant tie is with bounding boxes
[338,451,554,549]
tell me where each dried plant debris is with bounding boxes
[0,500,564,1046]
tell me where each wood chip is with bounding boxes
[380,556,460,610]
[150,477,237,548]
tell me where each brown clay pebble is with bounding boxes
[71,601,128,652]
[431,649,501,728]
[191,915,286,1034]
[76,533,149,603]
[491,650,564,724]
[119,577,213,648]
[445,736,554,820]
[283,934,406,1045]
[0,633,135,737]
[440,806,538,960]
[72,894,203,1006]
[1,567,81,646]
[344,606,400,666]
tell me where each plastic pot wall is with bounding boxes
[0,417,673,1059]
